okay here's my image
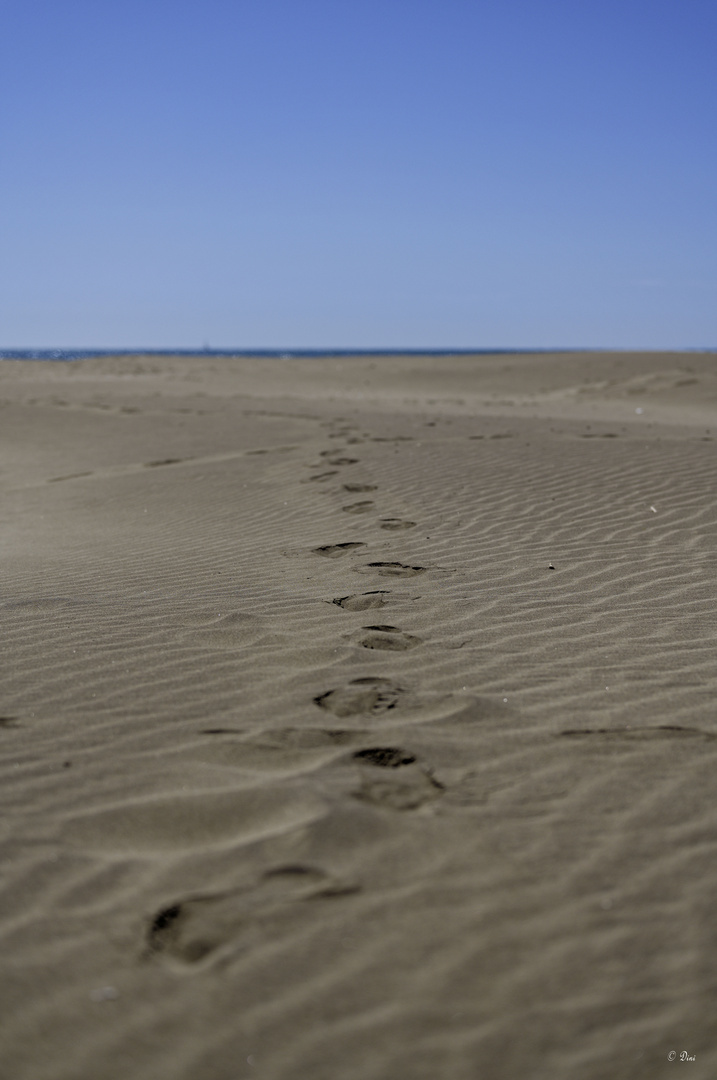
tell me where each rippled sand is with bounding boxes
[1,351,715,1079]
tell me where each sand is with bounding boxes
[0,350,715,1080]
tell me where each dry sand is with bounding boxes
[0,351,715,1080]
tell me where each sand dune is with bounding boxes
[0,351,715,1079]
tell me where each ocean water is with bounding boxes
[1,348,714,362]
[0,348,617,362]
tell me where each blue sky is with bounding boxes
[1,0,715,349]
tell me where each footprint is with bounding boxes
[332,591,390,611]
[353,747,416,767]
[342,501,374,514]
[313,542,367,558]
[343,483,377,493]
[245,446,297,455]
[314,679,470,726]
[315,678,403,717]
[144,458,183,468]
[319,451,359,466]
[361,562,425,578]
[301,471,339,483]
[468,433,515,440]
[379,518,416,531]
[352,747,443,810]
[328,434,364,445]
[147,865,359,964]
[357,626,421,651]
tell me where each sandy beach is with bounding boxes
[0,350,715,1080]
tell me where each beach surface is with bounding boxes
[1,351,715,1079]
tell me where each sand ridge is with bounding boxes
[0,352,715,1079]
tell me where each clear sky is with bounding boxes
[1,0,715,349]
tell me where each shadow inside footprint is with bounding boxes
[343,483,377,493]
[302,471,339,482]
[313,542,367,558]
[358,625,421,651]
[319,451,359,466]
[147,865,359,964]
[353,747,416,767]
[315,677,403,717]
[332,591,389,611]
[352,748,443,810]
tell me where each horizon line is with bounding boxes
[2,346,716,360]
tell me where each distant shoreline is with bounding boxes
[1,347,716,362]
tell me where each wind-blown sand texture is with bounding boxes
[0,350,715,1080]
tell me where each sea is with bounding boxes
[2,347,703,362]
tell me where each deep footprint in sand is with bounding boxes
[319,451,359,466]
[361,562,425,578]
[328,433,364,445]
[357,625,422,651]
[147,865,359,964]
[301,470,339,483]
[313,542,367,558]
[343,483,377,493]
[332,591,390,611]
[353,747,416,767]
[315,677,403,717]
[352,746,444,810]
